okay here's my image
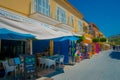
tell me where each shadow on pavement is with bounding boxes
[44,68,64,78]
[109,51,120,60]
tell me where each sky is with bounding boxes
[68,0,120,37]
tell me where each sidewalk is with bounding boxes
[36,65,75,80]
[36,50,111,80]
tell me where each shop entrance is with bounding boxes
[0,40,25,60]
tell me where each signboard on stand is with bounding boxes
[24,55,36,80]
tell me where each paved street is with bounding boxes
[52,50,120,80]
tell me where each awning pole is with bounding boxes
[30,40,33,55]
[50,40,53,56]
[25,40,27,55]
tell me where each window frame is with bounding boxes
[36,0,50,16]
[57,6,66,24]
[68,15,74,27]
[78,19,83,31]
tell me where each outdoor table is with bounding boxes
[47,55,64,69]
[46,55,61,62]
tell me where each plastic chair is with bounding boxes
[39,58,47,70]
[0,62,5,78]
[1,60,15,78]
[44,58,56,70]
[56,55,64,68]
[19,63,24,72]
[59,55,64,65]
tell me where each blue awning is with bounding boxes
[0,28,35,40]
[67,36,80,41]
[53,36,79,42]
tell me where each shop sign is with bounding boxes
[24,55,36,74]
[0,8,52,28]
[24,55,36,79]
[0,8,33,23]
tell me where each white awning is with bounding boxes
[73,33,83,37]
[86,37,92,41]
[104,44,110,46]
[28,20,74,37]
[83,43,88,46]
[0,16,73,40]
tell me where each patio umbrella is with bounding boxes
[0,28,35,40]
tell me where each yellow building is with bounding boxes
[88,23,107,55]
[0,0,87,64]
[0,0,84,33]
[81,21,93,58]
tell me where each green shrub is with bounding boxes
[100,37,107,42]
[92,38,100,42]
[77,36,85,43]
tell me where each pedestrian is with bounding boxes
[113,45,115,50]
[115,46,116,51]
[117,46,119,51]
[115,46,119,51]
[74,49,80,62]
[119,45,120,51]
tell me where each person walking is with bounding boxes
[119,45,120,51]
[113,45,115,50]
